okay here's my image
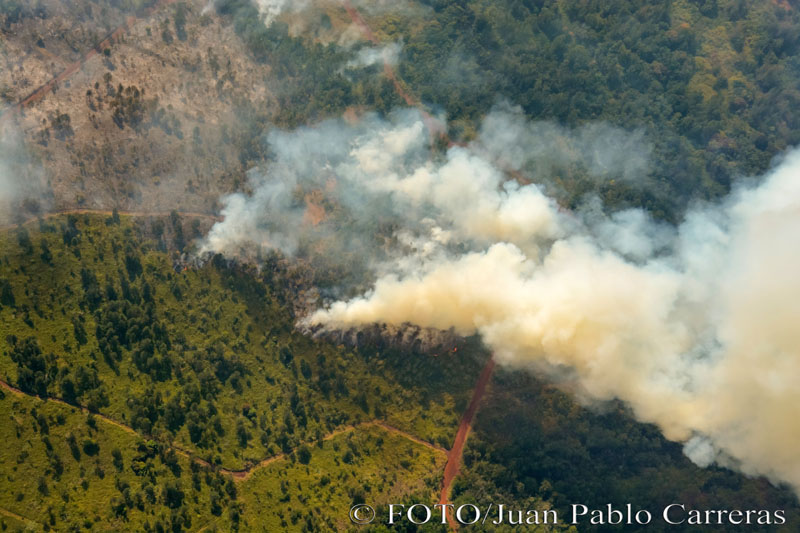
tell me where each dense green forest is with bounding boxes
[453,369,800,532]
[214,0,800,221]
[402,0,800,217]
[214,0,404,128]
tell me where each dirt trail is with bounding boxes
[0,506,37,526]
[0,376,138,435]
[341,0,445,140]
[340,0,536,190]
[341,1,413,107]
[0,378,444,483]
[1,0,178,119]
[375,421,448,453]
[1,208,221,232]
[4,4,499,519]
[229,420,448,480]
[228,424,357,481]
[438,355,496,530]
[317,7,503,529]
[2,208,496,527]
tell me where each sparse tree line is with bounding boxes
[3,216,411,462]
[10,397,241,533]
[0,214,476,531]
[84,75,186,139]
[214,0,404,129]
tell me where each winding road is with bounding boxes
[0,377,444,484]
[2,209,494,531]
[1,375,450,530]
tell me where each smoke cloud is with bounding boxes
[0,132,21,207]
[346,42,403,70]
[247,0,418,29]
[0,120,47,224]
[251,0,312,27]
[201,106,800,493]
[476,105,652,185]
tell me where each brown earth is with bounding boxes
[1,0,277,223]
[439,355,496,530]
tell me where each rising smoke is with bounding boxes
[0,120,47,224]
[345,42,403,70]
[251,0,311,26]
[248,0,420,29]
[201,106,800,493]
[0,129,21,208]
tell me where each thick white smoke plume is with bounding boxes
[202,106,800,492]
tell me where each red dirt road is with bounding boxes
[338,9,500,528]
[341,0,446,140]
[439,355,496,529]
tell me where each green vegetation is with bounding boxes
[0,390,222,532]
[0,215,477,467]
[234,425,445,531]
[0,386,446,532]
[454,369,800,532]
[214,0,799,222]
[0,214,483,531]
[215,0,404,127]
[4,1,800,530]
[398,0,800,218]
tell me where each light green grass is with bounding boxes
[0,213,486,531]
[233,424,446,532]
[0,388,217,532]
